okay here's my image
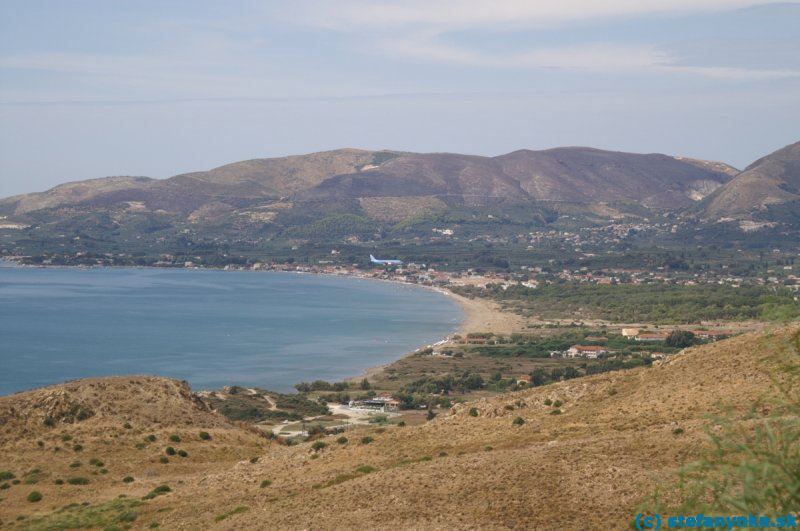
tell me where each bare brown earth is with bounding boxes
[1,326,798,529]
[704,140,800,218]
[0,377,269,529]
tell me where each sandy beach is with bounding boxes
[448,292,525,336]
[346,288,523,383]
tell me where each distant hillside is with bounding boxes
[0,146,747,261]
[0,146,734,222]
[300,147,735,209]
[0,149,387,216]
[702,141,800,221]
[0,327,796,528]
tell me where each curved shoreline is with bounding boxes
[0,263,495,392]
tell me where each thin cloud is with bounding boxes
[292,0,785,30]
[375,34,800,80]
[282,0,800,80]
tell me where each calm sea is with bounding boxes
[0,265,463,395]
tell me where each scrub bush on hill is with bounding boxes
[400,372,484,395]
[665,330,697,348]
[205,390,328,423]
[294,380,349,393]
[645,340,800,515]
[527,357,652,387]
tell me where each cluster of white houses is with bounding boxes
[550,328,735,359]
[621,328,733,341]
[348,393,401,413]
[563,345,608,358]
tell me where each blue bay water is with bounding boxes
[0,266,463,395]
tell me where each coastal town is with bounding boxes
[6,244,796,289]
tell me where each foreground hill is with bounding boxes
[703,141,800,222]
[1,326,797,529]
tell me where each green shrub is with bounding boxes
[397,421,406,427]
[168,435,181,443]
[158,457,169,464]
[69,461,81,468]
[198,431,211,441]
[117,511,137,523]
[142,485,171,500]
[673,427,685,435]
[553,400,562,408]
[360,436,374,445]
[355,465,376,474]
[543,398,552,406]
[60,434,73,442]
[214,506,249,522]
[259,479,272,488]
[666,330,697,348]
[17,498,143,529]
[550,409,562,415]
[177,450,188,458]
[469,407,479,417]
[645,367,800,515]
[0,471,15,481]
[27,491,43,502]
[122,476,134,483]
[67,477,90,485]
[54,479,64,485]
[145,435,156,442]
[0,482,9,490]
[165,447,176,456]
[249,457,259,464]
[311,441,327,452]
[72,444,83,452]
[512,416,525,426]
[122,422,132,430]
[336,436,348,444]
[89,458,104,467]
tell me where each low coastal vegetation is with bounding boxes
[453,283,800,323]
[200,386,328,423]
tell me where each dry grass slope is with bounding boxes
[1,327,797,529]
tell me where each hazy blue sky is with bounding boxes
[1,1,798,197]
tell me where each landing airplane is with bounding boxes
[370,254,403,266]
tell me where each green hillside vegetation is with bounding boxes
[453,283,800,324]
[464,331,685,358]
[202,387,329,423]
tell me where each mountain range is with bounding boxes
[0,142,797,253]
[0,146,738,217]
